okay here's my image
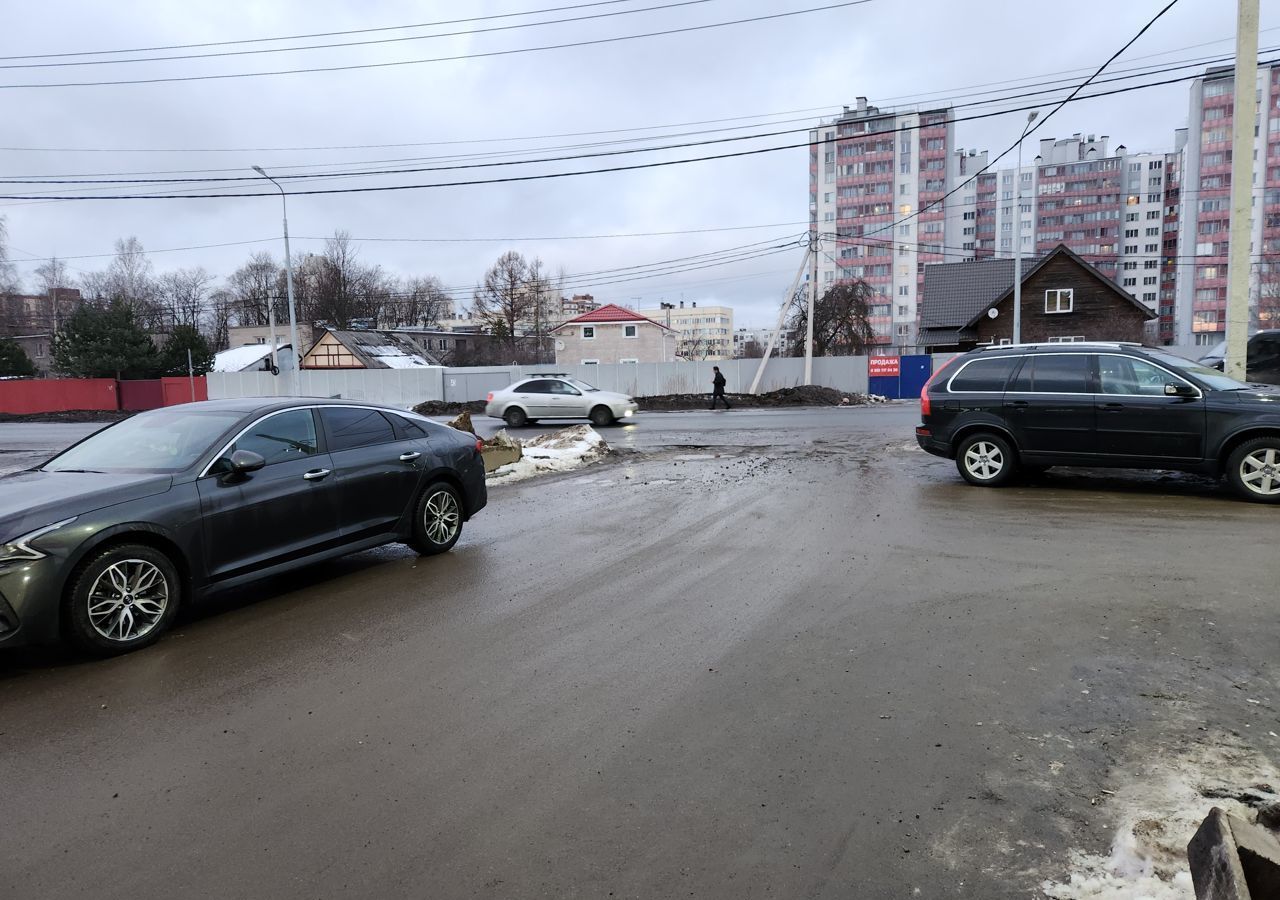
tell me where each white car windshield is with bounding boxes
[566,377,601,392]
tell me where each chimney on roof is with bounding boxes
[680,300,684,308]
[856,96,867,112]
[692,301,697,308]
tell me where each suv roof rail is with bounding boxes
[977,341,1142,351]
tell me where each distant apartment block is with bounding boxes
[637,300,735,360]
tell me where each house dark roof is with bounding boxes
[327,329,442,368]
[919,244,1155,347]
[552,303,674,331]
[919,257,1028,345]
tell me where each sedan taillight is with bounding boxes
[486,392,494,403]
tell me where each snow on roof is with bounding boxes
[212,343,282,373]
[376,353,433,369]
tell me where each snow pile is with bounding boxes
[1041,740,1280,899]
[488,425,610,483]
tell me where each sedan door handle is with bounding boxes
[303,468,332,481]
[399,451,421,462]
[1007,400,1029,409]
[1101,402,1125,411]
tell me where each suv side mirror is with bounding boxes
[1164,383,1198,399]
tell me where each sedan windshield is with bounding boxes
[1146,350,1251,392]
[43,408,245,474]
[566,377,600,392]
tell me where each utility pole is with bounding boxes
[750,248,811,394]
[1225,0,1259,381]
[1012,110,1039,344]
[804,233,818,385]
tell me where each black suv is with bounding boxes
[916,342,1280,503]
[1197,330,1280,385]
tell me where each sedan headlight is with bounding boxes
[0,518,77,566]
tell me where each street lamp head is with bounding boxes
[251,165,267,176]
[1027,111,1039,124]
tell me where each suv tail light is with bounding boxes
[920,357,958,418]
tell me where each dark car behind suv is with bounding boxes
[916,342,1280,503]
[1197,330,1280,385]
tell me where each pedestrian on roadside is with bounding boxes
[710,365,731,410]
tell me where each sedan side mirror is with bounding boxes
[228,449,266,476]
[1164,383,1198,398]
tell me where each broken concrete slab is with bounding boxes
[1188,806,1280,899]
[447,411,477,435]
[480,429,522,474]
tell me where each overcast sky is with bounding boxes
[0,0,1272,328]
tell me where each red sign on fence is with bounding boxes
[868,356,901,377]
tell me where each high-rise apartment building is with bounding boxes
[1174,62,1280,348]
[810,98,955,349]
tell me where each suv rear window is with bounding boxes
[948,356,1021,392]
[1010,354,1092,393]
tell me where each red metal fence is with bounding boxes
[0,377,207,414]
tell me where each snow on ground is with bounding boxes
[488,425,611,483]
[1040,738,1280,899]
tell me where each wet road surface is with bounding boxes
[1,407,1277,898]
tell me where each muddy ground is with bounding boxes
[1,408,1276,899]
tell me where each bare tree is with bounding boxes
[525,256,559,363]
[785,280,877,357]
[80,237,162,329]
[157,267,214,331]
[677,335,714,360]
[226,252,280,328]
[309,231,390,328]
[380,275,453,328]
[206,288,238,351]
[473,251,533,353]
[0,216,18,296]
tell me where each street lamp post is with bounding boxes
[1012,110,1039,345]
[252,166,301,394]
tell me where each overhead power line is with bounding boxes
[0,0,726,70]
[0,0,646,61]
[855,0,1186,242]
[1,49,1257,188]
[0,1,874,90]
[0,61,1258,203]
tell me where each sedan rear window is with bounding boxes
[948,357,1021,392]
[320,407,396,451]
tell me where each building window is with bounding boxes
[582,326,595,339]
[624,324,637,338]
[1122,261,1138,270]
[897,304,909,317]
[1045,289,1074,314]
[1143,276,1157,286]
[1125,229,1139,238]
[1142,292,1157,303]
[619,358,638,364]
[898,285,910,296]
[1046,335,1086,343]
[1125,244,1138,254]
[581,358,599,365]
[1145,243,1159,253]
[1123,277,1137,287]
[1145,227,1160,237]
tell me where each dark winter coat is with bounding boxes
[712,372,726,392]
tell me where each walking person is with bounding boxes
[710,365,731,410]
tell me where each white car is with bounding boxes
[484,374,638,427]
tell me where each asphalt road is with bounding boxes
[2,407,1277,898]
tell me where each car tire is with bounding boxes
[955,432,1018,487]
[410,481,464,555]
[589,405,615,427]
[1225,436,1280,503]
[503,406,528,428]
[62,543,181,656]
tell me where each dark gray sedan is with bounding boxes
[0,398,486,655]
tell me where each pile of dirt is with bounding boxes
[0,409,136,423]
[412,399,486,417]
[638,385,869,411]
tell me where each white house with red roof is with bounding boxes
[551,303,677,365]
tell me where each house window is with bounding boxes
[582,326,595,339]
[581,359,599,365]
[1045,289,1074,314]
[624,324,638,338]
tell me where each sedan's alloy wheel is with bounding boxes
[423,489,461,545]
[87,559,170,642]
